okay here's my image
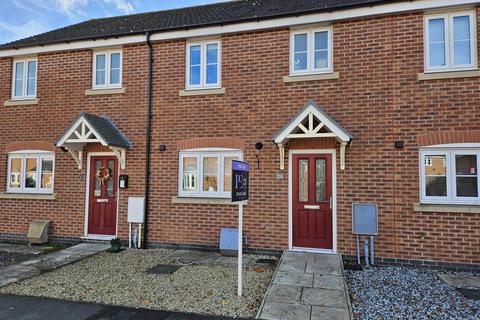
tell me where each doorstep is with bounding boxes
[81,235,116,241]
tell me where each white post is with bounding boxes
[237,202,243,297]
[129,223,132,248]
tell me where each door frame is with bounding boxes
[83,152,120,239]
[288,149,337,253]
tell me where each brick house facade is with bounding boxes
[0,0,479,269]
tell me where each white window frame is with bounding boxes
[11,57,37,100]
[420,145,480,205]
[92,50,122,89]
[290,26,333,76]
[424,11,477,72]
[6,151,55,194]
[178,148,242,198]
[185,40,221,90]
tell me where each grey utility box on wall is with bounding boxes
[352,203,378,235]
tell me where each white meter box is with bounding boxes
[127,197,145,223]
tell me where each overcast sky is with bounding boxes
[0,0,228,45]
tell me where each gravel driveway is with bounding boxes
[346,266,480,320]
[0,249,274,318]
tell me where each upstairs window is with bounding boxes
[425,11,477,72]
[186,40,221,89]
[12,58,37,99]
[93,50,122,89]
[7,151,54,194]
[290,27,332,75]
[420,147,480,205]
[179,149,241,198]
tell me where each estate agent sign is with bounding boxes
[231,160,250,202]
[231,160,250,296]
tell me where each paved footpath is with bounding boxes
[0,293,242,320]
[257,251,352,320]
[0,243,109,288]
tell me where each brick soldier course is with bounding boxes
[0,0,479,269]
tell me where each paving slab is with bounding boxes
[311,306,350,320]
[438,274,480,289]
[301,287,348,309]
[0,243,108,288]
[313,274,345,290]
[273,271,313,287]
[265,285,302,304]
[258,251,352,320]
[259,302,311,320]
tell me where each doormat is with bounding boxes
[457,288,480,300]
[255,258,278,268]
[146,264,181,275]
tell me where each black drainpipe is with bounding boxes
[143,32,153,249]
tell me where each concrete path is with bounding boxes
[0,243,108,288]
[0,293,241,320]
[257,251,352,320]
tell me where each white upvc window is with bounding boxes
[12,57,37,99]
[178,149,242,198]
[290,27,333,75]
[420,146,480,205]
[424,11,477,72]
[186,40,221,89]
[7,151,54,194]
[92,50,122,89]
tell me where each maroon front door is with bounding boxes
[292,154,333,249]
[88,156,118,235]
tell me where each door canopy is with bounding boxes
[56,112,131,169]
[273,101,352,170]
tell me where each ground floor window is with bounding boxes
[420,147,480,205]
[7,152,54,193]
[179,149,242,198]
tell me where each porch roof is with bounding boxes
[56,112,131,169]
[272,101,352,170]
[56,112,131,149]
[273,101,353,145]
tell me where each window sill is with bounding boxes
[4,99,39,107]
[179,87,226,96]
[0,193,56,200]
[85,88,126,95]
[283,72,339,83]
[414,203,480,214]
[417,69,480,81]
[172,196,244,205]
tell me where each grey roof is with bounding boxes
[1,0,400,49]
[56,112,131,149]
[273,100,353,142]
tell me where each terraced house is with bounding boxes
[0,0,479,270]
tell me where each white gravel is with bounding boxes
[346,266,480,320]
[0,249,274,318]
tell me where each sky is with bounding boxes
[0,0,228,45]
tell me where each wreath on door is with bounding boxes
[95,166,111,185]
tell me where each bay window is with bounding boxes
[93,50,122,89]
[290,27,332,75]
[186,40,221,89]
[424,11,477,72]
[7,152,54,194]
[179,149,241,198]
[12,57,37,99]
[420,147,480,205]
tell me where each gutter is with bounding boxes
[143,32,153,249]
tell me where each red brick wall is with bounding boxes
[0,46,149,239]
[0,7,479,265]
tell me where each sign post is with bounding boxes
[231,160,250,297]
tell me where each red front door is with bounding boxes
[292,154,333,249]
[88,156,118,235]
